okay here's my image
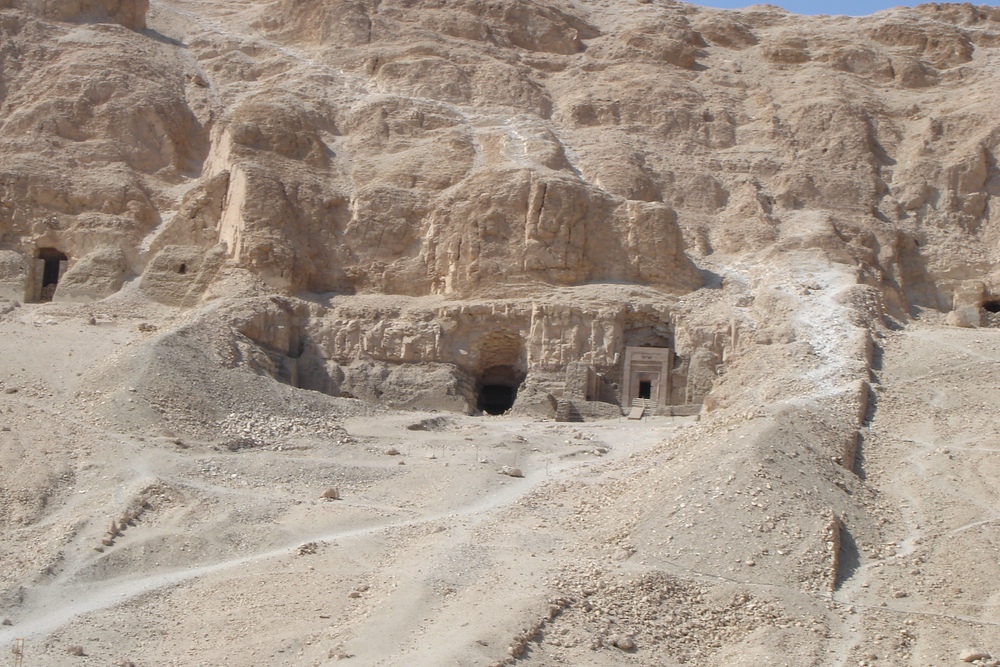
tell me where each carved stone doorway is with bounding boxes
[622,346,672,408]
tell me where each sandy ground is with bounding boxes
[0,296,698,666]
[0,297,997,666]
[833,324,1000,666]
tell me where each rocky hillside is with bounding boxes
[0,0,998,306]
[0,1,999,665]
[0,0,997,410]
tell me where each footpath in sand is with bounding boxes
[0,298,691,666]
[834,322,1000,666]
[2,298,999,666]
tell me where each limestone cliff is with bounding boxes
[2,0,1000,411]
[0,0,148,30]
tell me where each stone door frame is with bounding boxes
[622,346,672,408]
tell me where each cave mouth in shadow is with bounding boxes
[476,365,525,416]
[37,247,68,302]
[479,384,516,415]
[638,380,652,400]
[983,300,1000,313]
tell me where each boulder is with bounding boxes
[55,246,128,303]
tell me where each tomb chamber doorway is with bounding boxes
[473,330,527,416]
[35,248,68,302]
[622,346,672,408]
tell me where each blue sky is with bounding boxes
[689,1,1000,16]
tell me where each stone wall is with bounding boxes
[307,299,671,379]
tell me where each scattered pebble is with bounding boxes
[609,634,636,652]
[960,649,991,663]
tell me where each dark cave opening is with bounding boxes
[638,380,652,400]
[476,365,525,416]
[37,247,67,302]
[983,300,1000,313]
[479,384,516,415]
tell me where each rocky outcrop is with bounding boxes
[1,0,148,30]
[2,0,1000,330]
[222,287,728,415]
[55,246,127,302]
[0,250,28,301]
[139,245,226,308]
[255,0,600,56]
[7,0,1000,419]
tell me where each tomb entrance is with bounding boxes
[638,380,652,400]
[622,346,672,409]
[473,330,527,415]
[476,364,526,415]
[35,248,68,302]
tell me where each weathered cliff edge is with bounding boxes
[1,0,1000,412]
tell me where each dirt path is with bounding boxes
[833,324,1000,664]
[0,411,689,665]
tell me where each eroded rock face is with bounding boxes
[4,0,1000,311]
[5,6,1000,664]
[256,0,600,56]
[0,1,204,287]
[0,250,28,301]
[2,0,1000,410]
[55,245,127,302]
[1,0,148,30]
[224,288,725,415]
